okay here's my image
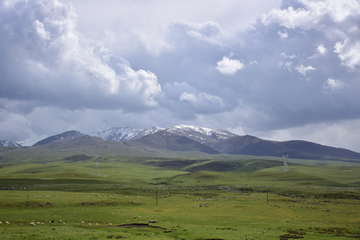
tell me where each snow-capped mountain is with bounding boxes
[129,126,165,140]
[87,127,143,142]
[87,125,236,143]
[8,124,360,160]
[18,124,239,148]
[164,124,239,144]
[18,135,48,147]
[87,126,165,142]
[0,139,22,147]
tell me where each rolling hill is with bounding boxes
[209,135,360,160]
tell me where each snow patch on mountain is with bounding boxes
[87,127,143,142]
[0,139,22,147]
[87,126,165,142]
[165,124,239,144]
[87,124,238,144]
[130,126,165,140]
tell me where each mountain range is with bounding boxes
[1,124,360,161]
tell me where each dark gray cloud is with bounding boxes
[1,0,360,152]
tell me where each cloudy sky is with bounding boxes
[1,0,360,151]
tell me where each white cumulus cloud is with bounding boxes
[262,0,360,29]
[317,44,327,55]
[216,53,244,75]
[334,39,360,70]
[295,64,315,76]
[323,78,345,92]
[278,30,288,39]
[180,92,224,107]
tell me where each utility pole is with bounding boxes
[283,155,289,172]
[94,156,99,176]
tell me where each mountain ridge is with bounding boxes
[33,130,83,146]
[165,124,238,144]
[1,124,360,161]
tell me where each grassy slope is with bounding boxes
[0,155,360,239]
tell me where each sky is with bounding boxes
[1,0,360,152]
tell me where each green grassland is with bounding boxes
[0,155,360,239]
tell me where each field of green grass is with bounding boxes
[0,155,359,239]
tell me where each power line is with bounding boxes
[94,155,99,176]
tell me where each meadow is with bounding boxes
[0,155,359,239]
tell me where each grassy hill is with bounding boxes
[210,135,360,160]
[0,152,360,239]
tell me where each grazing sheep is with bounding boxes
[149,220,157,223]
[29,222,35,227]
[88,223,91,225]
[0,221,2,224]
[5,221,10,224]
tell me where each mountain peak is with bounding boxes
[34,130,82,146]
